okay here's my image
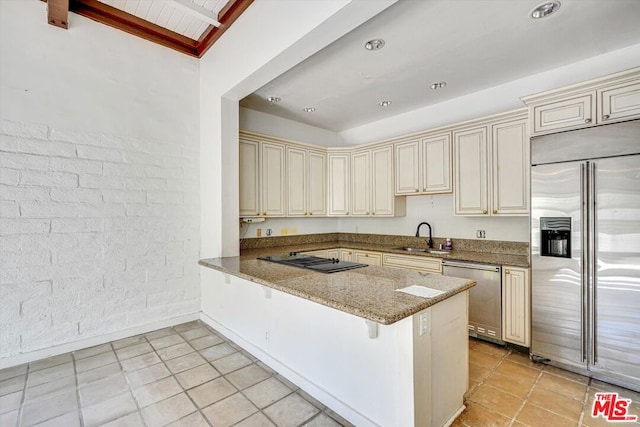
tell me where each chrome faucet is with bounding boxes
[415,222,433,249]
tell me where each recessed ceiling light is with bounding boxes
[267,96,281,103]
[364,39,385,51]
[378,101,392,107]
[530,1,560,19]
[303,107,316,113]
[430,82,447,90]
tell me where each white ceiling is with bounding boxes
[239,0,640,132]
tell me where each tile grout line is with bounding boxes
[71,352,86,427]
[111,339,150,427]
[507,366,544,427]
[16,362,29,427]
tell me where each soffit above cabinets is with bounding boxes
[46,0,253,57]
[239,0,640,132]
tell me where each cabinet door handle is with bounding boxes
[602,114,610,121]
[585,118,592,124]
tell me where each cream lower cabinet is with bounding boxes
[327,152,350,216]
[453,112,528,216]
[382,253,442,274]
[502,266,530,347]
[395,133,452,195]
[300,249,329,257]
[286,147,326,217]
[339,249,353,261]
[352,250,382,266]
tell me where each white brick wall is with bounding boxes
[0,119,200,358]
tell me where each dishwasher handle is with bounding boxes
[442,260,501,273]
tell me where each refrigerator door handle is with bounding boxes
[589,161,597,365]
[580,162,588,363]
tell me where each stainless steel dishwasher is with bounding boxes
[442,260,503,344]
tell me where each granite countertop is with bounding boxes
[239,241,530,268]
[199,256,474,325]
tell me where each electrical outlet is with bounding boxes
[266,228,272,236]
[476,230,486,238]
[256,228,262,237]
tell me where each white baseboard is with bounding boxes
[0,312,200,369]
[199,312,377,427]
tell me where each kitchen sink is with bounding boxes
[397,247,428,252]
[426,250,450,255]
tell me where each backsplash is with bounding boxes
[240,232,528,256]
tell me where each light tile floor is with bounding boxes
[454,338,640,427]
[0,321,352,427]
[2,323,639,427]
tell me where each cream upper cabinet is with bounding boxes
[371,146,395,216]
[453,112,528,216]
[531,93,595,135]
[523,67,640,136]
[491,119,529,215]
[352,146,405,217]
[351,151,371,216]
[598,80,640,123]
[286,147,326,217]
[395,134,452,196]
[395,140,421,194]
[327,152,350,216]
[422,133,452,194]
[261,142,286,217]
[453,126,489,215]
[502,266,530,347]
[239,138,260,217]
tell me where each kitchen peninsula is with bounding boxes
[199,251,475,427]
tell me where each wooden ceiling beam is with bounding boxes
[69,0,199,57]
[196,0,254,58]
[47,0,69,29]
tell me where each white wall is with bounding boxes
[240,107,342,147]
[0,2,200,362]
[339,194,529,242]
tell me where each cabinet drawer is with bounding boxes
[382,253,442,274]
[532,93,595,135]
[353,250,382,266]
[598,81,640,124]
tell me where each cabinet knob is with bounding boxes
[366,212,370,215]
[603,114,610,121]
[505,269,510,274]
[415,189,419,193]
[483,210,488,214]
[310,212,313,216]
[423,188,426,192]
[585,118,592,124]
[372,212,376,215]
[263,212,267,216]
[493,209,498,214]
[346,212,349,215]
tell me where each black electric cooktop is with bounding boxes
[257,253,368,274]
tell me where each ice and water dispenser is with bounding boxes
[540,217,571,258]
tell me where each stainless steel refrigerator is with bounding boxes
[531,119,640,392]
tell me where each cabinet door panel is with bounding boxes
[353,250,382,266]
[261,142,286,216]
[351,151,370,216]
[492,119,529,215]
[395,140,421,194]
[532,94,595,134]
[502,267,530,347]
[423,133,452,194]
[308,151,327,216]
[286,147,306,216]
[454,127,488,215]
[328,153,350,216]
[598,81,640,123]
[239,139,260,216]
[371,146,394,216]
